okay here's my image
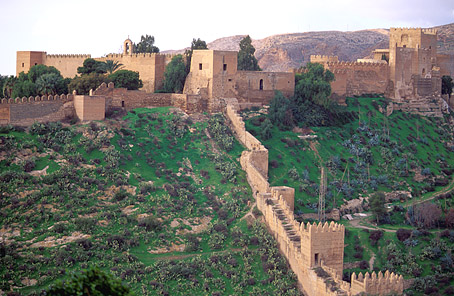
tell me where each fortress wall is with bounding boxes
[326,61,389,97]
[225,101,403,296]
[96,54,165,93]
[351,271,404,295]
[438,54,454,77]
[74,95,105,121]
[235,71,295,106]
[0,94,74,126]
[45,54,91,78]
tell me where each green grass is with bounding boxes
[0,108,301,295]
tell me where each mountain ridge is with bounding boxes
[163,23,454,72]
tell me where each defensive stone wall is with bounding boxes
[0,94,74,126]
[45,54,92,78]
[325,61,389,99]
[225,101,403,296]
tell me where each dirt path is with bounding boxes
[369,253,376,271]
[240,201,257,221]
[349,216,396,233]
[309,141,323,164]
[152,247,245,261]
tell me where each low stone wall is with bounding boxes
[0,94,75,126]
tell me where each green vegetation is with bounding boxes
[269,63,355,130]
[104,60,124,74]
[68,72,110,95]
[237,35,261,71]
[134,35,159,54]
[108,70,143,90]
[0,108,300,295]
[184,38,208,73]
[161,55,187,93]
[247,97,454,214]
[246,96,454,294]
[7,65,69,98]
[45,267,132,295]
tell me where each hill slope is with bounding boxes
[164,23,454,72]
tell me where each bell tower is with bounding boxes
[123,38,134,55]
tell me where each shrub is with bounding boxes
[369,230,383,246]
[114,189,129,201]
[74,218,96,234]
[138,216,162,232]
[396,228,412,242]
[359,260,369,269]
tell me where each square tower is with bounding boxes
[389,28,438,85]
[16,51,46,76]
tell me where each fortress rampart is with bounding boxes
[225,101,403,296]
[0,94,74,126]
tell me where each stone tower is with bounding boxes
[123,38,134,55]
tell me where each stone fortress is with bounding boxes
[3,27,454,295]
[310,27,453,117]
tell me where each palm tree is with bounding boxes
[103,60,124,74]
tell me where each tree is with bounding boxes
[442,75,453,96]
[35,73,64,95]
[2,76,16,98]
[294,62,334,105]
[413,203,441,229]
[268,91,294,130]
[237,35,261,71]
[162,55,187,93]
[185,38,208,73]
[68,73,110,95]
[134,35,159,53]
[11,80,36,98]
[446,209,454,228]
[0,75,7,97]
[103,60,124,74]
[260,118,273,140]
[45,267,131,295]
[77,58,107,75]
[108,70,142,90]
[369,191,387,224]
[28,64,61,83]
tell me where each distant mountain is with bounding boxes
[163,23,454,72]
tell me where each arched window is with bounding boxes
[259,79,264,90]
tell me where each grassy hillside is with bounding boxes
[245,97,454,214]
[0,107,300,295]
[245,97,454,294]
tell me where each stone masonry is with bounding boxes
[225,101,404,296]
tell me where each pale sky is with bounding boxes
[1,0,453,75]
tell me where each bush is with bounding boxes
[396,228,412,242]
[138,216,162,232]
[74,218,96,234]
[369,230,383,246]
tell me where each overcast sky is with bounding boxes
[1,0,453,75]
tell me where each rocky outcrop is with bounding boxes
[164,24,454,72]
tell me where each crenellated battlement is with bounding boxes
[105,52,176,59]
[326,61,389,68]
[351,270,404,295]
[310,55,339,63]
[0,94,72,105]
[225,101,403,296]
[390,27,437,35]
[300,221,344,234]
[46,54,91,59]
